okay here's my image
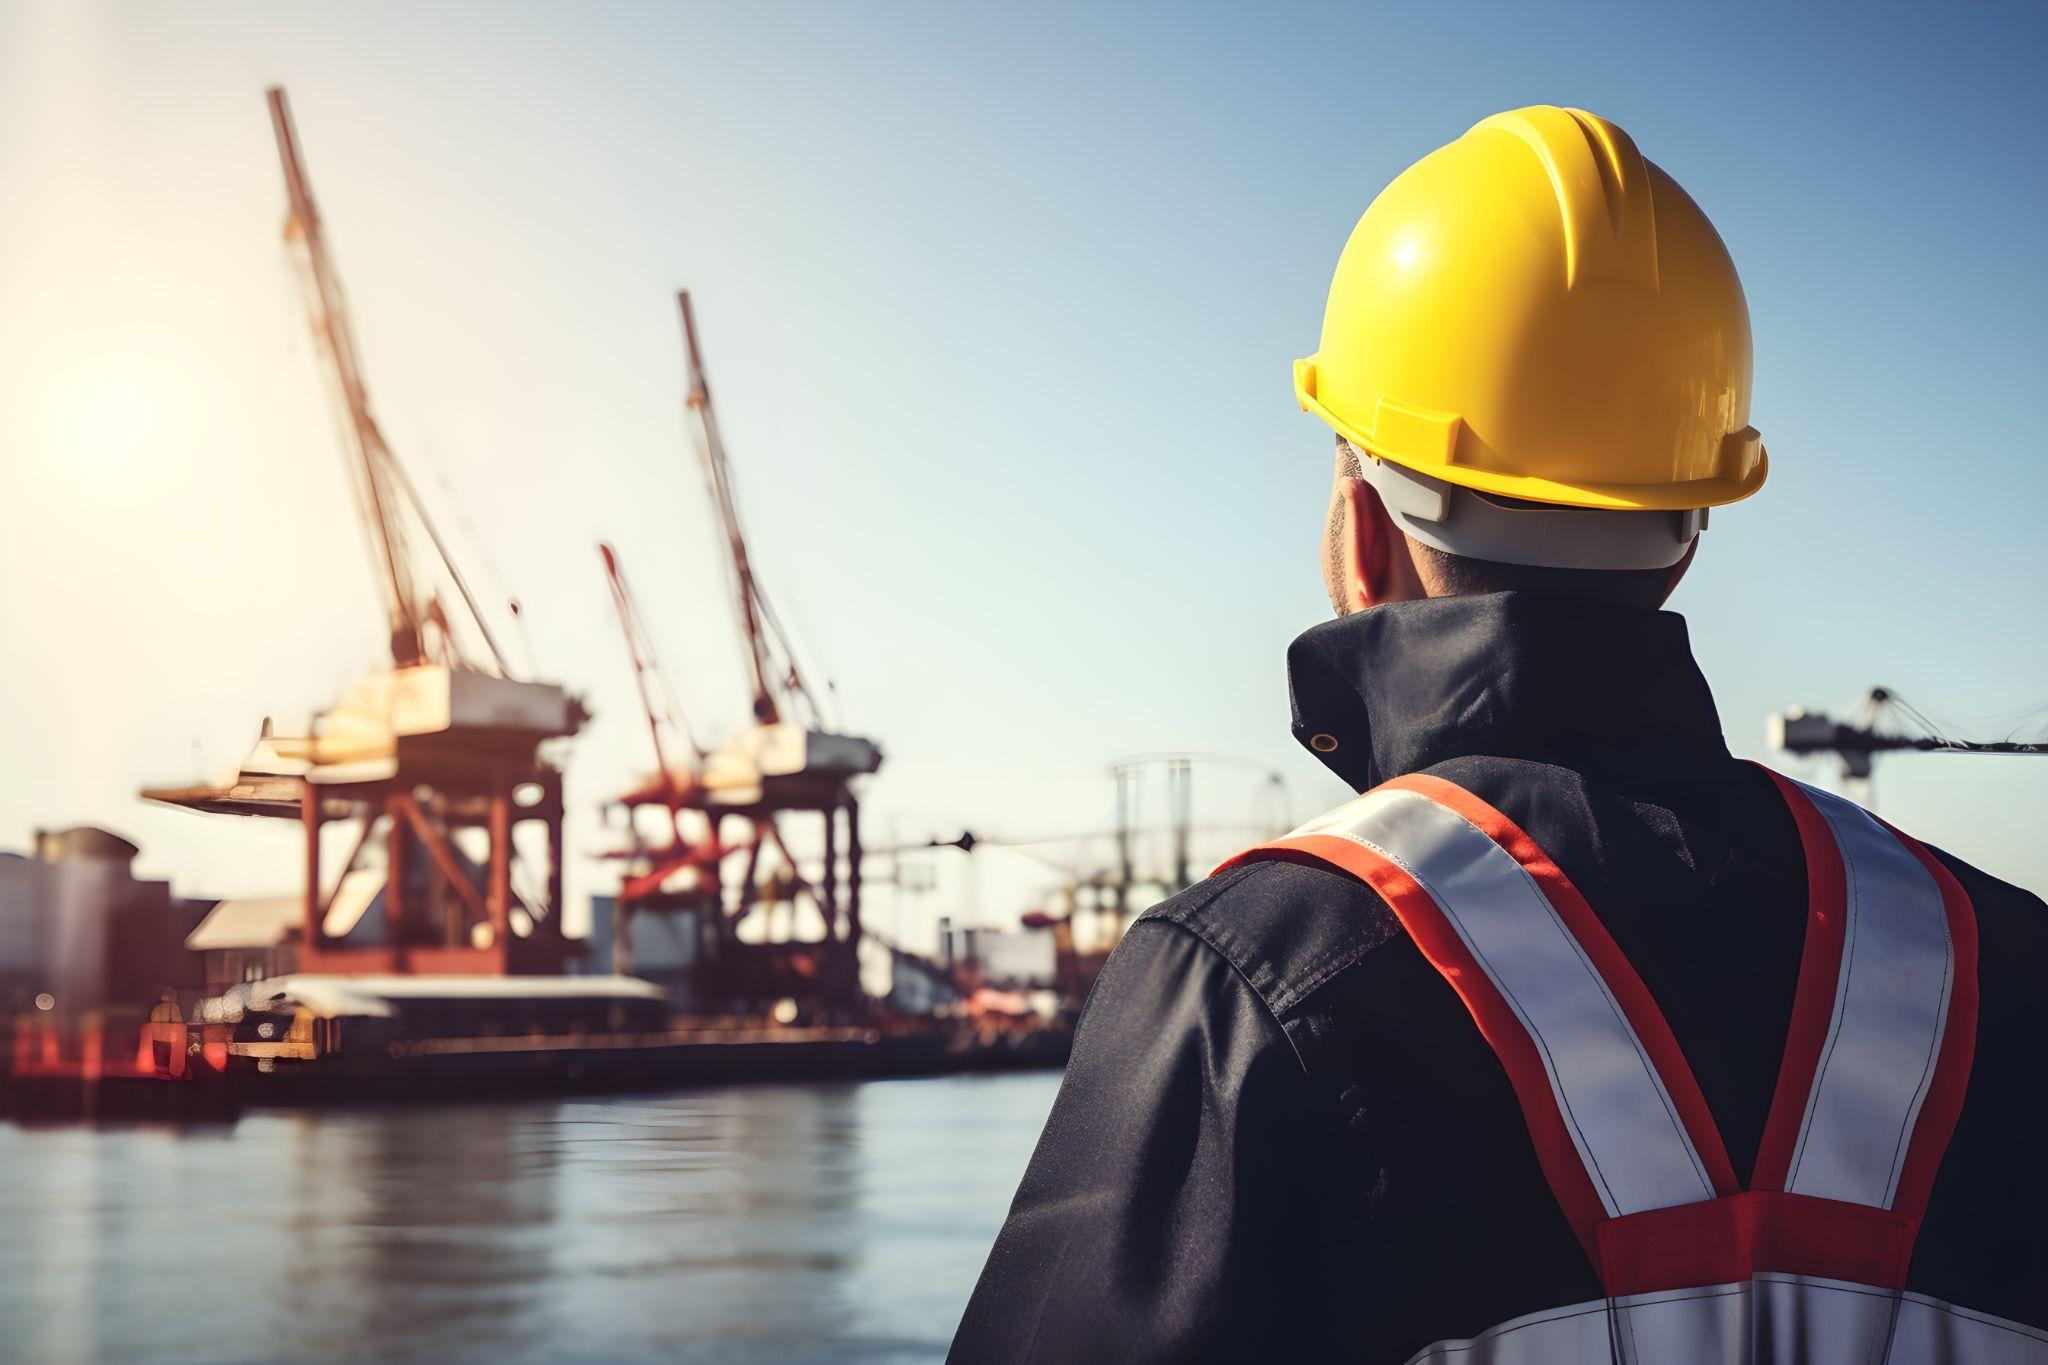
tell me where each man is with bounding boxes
[951,107,2047,1363]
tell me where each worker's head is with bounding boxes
[1300,106,1764,615]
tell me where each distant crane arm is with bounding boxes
[267,85,511,677]
[675,291,829,729]
[599,541,704,808]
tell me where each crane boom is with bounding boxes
[677,291,781,723]
[599,541,702,806]
[268,87,421,665]
[267,86,511,676]
[675,291,836,729]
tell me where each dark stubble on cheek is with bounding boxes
[1323,487,1352,618]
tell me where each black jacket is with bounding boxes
[951,593,2047,1364]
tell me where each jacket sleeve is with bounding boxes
[948,918,1350,1364]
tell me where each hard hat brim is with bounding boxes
[1298,373,1768,514]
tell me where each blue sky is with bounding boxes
[2,0,2043,941]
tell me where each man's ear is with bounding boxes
[1335,474,1405,612]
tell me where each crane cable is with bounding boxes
[1868,688,2048,757]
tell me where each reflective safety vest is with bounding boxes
[1219,770,2048,1364]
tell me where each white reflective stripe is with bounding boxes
[1402,1276,2048,1365]
[1785,782,1955,1209]
[1294,788,1715,1216]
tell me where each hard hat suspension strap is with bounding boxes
[1355,448,1706,572]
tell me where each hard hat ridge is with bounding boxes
[1472,106,1659,292]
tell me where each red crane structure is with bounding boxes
[597,293,882,1017]
[596,539,726,906]
[144,88,585,977]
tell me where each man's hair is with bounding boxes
[1337,440,1676,610]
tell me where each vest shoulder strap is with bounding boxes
[1748,769,1978,1222]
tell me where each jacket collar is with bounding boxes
[1286,592,1730,793]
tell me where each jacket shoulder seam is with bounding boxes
[1124,913,1313,1079]
[1146,861,1407,1018]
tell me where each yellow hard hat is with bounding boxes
[1297,106,1765,512]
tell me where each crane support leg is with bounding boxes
[302,782,323,948]
[488,783,512,947]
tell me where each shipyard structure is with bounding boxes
[1,88,1076,1120]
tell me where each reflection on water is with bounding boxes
[0,1072,1060,1364]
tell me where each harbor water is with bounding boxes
[0,1071,1061,1364]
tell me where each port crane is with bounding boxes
[145,87,584,977]
[596,293,881,1016]
[1770,687,2045,804]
